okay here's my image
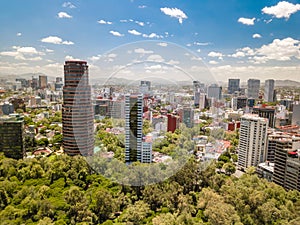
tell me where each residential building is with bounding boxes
[253,106,276,128]
[238,114,268,169]
[62,61,94,156]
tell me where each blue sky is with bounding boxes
[0,0,300,82]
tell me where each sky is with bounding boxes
[0,0,300,83]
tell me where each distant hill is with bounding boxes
[274,80,300,87]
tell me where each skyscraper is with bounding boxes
[125,94,143,163]
[39,75,48,89]
[207,84,222,100]
[238,114,268,169]
[264,79,275,102]
[228,78,240,94]
[62,61,94,156]
[247,79,260,99]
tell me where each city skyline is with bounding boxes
[0,1,300,82]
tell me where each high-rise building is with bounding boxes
[125,94,143,163]
[193,81,205,107]
[182,107,194,128]
[62,61,94,156]
[167,114,180,133]
[264,79,275,102]
[0,114,24,159]
[207,84,222,100]
[273,136,300,191]
[228,79,240,94]
[247,79,260,99]
[292,103,300,126]
[253,106,276,128]
[141,141,152,163]
[39,75,48,89]
[238,114,268,169]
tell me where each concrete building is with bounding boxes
[292,103,300,126]
[62,61,94,156]
[247,79,260,99]
[140,81,151,95]
[125,94,143,163]
[0,114,24,159]
[264,79,275,102]
[228,78,240,94]
[141,141,152,163]
[273,136,300,191]
[39,75,48,89]
[238,114,268,169]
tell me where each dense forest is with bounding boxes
[0,153,299,225]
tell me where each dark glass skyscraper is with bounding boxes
[62,61,94,156]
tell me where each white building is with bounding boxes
[238,114,269,169]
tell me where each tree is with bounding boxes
[119,200,151,225]
[222,163,236,175]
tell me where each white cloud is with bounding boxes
[186,43,192,47]
[238,17,255,25]
[145,65,162,70]
[158,42,168,47]
[138,5,147,9]
[62,2,76,9]
[46,49,54,53]
[134,48,154,54]
[194,42,211,46]
[65,55,81,61]
[160,7,188,24]
[57,12,72,19]
[16,32,22,36]
[231,51,246,58]
[128,29,142,36]
[0,46,43,61]
[255,37,300,61]
[209,60,219,65]
[109,31,124,37]
[253,33,262,38]
[197,49,201,53]
[208,51,223,58]
[135,21,144,26]
[262,1,300,19]
[120,19,128,23]
[41,36,74,45]
[97,19,112,25]
[143,33,163,39]
[167,59,180,65]
[147,54,164,62]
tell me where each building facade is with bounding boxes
[247,79,260,99]
[264,79,275,102]
[238,114,268,169]
[228,78,240,94]
[0,115,24,159]
[62,61,94,156]
[125,94,143,163]
[207,84,222,100]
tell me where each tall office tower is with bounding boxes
[39,75,48,89]
[266,132,291,163]
[183,107,194,128]
[207,84,222,100]
[264,79,275,102]
[0,114,24,159]
[247,79,260,99]
[253,106,276,128]
[31,77,39,90]
[125,94,143,163]
[193,81,204,107]
[273,136,300,191]
[228,78,240,94]
[238,114,268,169]
[62,61,94,156]
[292,103,300,126]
